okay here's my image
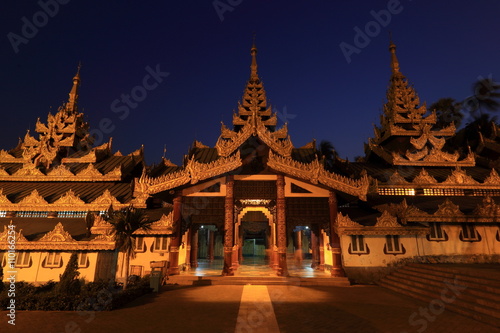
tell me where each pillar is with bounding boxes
[208,230,215,262]
[168,193,182,275]
[222,175,235,276]
[319,229,325,270]
[294,230,303,266]
[276,174,288,276]
[185,228,191,269]
[190,227,199,268]
[311,225,320,269]
[329,191,345,277]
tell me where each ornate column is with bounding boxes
[311,225,320,269]
[190,226,199,268]
[294,229,303,266]
[168,193,183,275]
[276,174,288,276]
[329,191,345,277]
[319,228,325,270]
[185,228,191,269]
[208,230,215,262]
[222,175,235,276]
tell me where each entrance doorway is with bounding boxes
[236,209,274,273]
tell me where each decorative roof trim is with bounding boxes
[267,151,369,200]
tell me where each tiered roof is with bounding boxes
[138,44,369,200]
[367,42,474,167]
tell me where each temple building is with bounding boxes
[1,42,499,284]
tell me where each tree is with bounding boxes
[470,77,500,114]
[107,206,152,289]
[429,98,463,128]
[57,252,80,295]
[318,140,338,171]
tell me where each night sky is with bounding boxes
[1,1,500,165]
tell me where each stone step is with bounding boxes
[167,275,350,286]
[384,274,500,317]
[403,265,500,297]
[379,279,500,328]
[407,264,500,290]
[394,269,500,308]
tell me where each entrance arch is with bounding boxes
[234,206,278,272]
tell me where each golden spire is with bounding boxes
[389,40,400,75]
[66,63,81,113]
[250,36,258,81]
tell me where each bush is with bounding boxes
[0,276,153,311]
[56,253,81,295]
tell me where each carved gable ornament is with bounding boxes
[388,170,409,185]
[92,189,120,207]
[134,211,174,235]
[413,168,437,184]
[474,196,500,217]
[483,169,500,185]
[14,162,44,177]
[54,189,85,205]
[434,199,463,216]
[0,221,28,243]
[78,164,103,178]
[374,211,401,228]
[90,214,114,235]
[19,189,48,205]
[442,168,478,185]
[39,222,75,242]
[47,164,74,178]
[336,212,363,228]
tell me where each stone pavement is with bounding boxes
[1,283,498,333]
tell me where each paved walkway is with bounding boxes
[1,283,498,333]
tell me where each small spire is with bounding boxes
[67,63,81,112]
[388,38,400,75]
[250,35,258,81]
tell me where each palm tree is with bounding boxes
[108,206,152,289]
[471,77,500,114]
[429,98,463,128]
[318,140,337,171]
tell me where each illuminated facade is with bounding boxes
[1,42,499,284]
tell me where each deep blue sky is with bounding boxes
[1,1,500,165]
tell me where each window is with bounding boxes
[459,224,481,242]
[384,235,405,255]
[378,188,415,196]
[134,237,145,252]
[0,211,6,217]
[15,252,31,268]
[78,253,89,268]
[16,211,48,218]
[427,223,448,241]
[130,265,143,276]
[349,235,369,255]
[58,211,87,218]
[45,252,62,268]
[154,236,168,252]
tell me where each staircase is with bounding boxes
[167,275,350,287]
[378,263,500,328]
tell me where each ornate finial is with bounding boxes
[250,36,258,81]
[67,63,81,112]
[388,38,400,75]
